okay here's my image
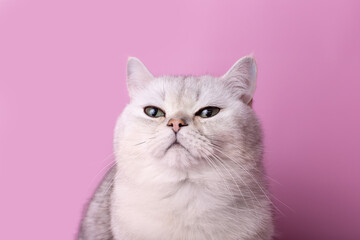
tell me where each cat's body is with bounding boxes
[79,56,274,240]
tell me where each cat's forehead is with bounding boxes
[133,75,229,113]
[157,75,223,101]
[158,75,219,94]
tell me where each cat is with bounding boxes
[78,55,274,240]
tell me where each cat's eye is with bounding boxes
[144,106,165,118]
[195,107,220,118]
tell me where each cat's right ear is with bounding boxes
[126,57,154,98]
[221,55,257,106]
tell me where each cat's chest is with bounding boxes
[110,180,240,240]
[112,179,218,219]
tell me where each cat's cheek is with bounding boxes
[149,143,170,159]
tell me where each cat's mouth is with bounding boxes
[168,140,182,148]
[166,139,190,153]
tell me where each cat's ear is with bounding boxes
[221,55,257,105]
[126,57,154,98]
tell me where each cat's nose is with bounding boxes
[167,118,187,133]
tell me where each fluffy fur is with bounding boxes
[78,56,274,240]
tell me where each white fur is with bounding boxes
[110,57,274,240]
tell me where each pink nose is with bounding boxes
[167,118,187,133]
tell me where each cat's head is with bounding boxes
[114,56,262,170]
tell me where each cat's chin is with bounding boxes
[162,143,198,169]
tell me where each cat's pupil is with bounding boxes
[203,109,212,117]
[150,108,158,116]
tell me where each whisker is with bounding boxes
[202,148,263,237]
[133,141,146,146]
[211,141,284,186]
[87,153,116,189]
[205,155,235,200]
[210,143,290,215]
[200,147,261,223]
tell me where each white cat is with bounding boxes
[79,56,274,240]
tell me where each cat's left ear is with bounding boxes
[126,57,154,98]
[221,55,257,105]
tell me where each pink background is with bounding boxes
[1,0,359,239]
